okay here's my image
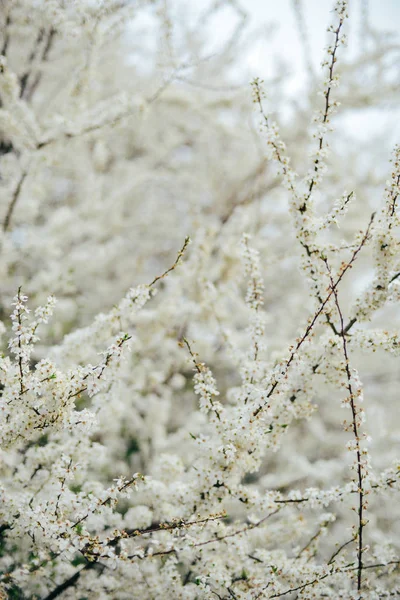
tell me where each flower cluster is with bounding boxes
[0,0,399,599]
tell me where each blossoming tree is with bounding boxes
[0,0,400,598]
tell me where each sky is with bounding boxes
[201,0,400,145]
[132,0,399,144]
[243,0,400,84]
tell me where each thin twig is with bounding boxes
[252,213,375,418]
[3,170,27,232]
[324,257,365,593]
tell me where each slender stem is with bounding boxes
[324,258,365,593]
[253,213,374,418]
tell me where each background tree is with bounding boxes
[0,0,400,598]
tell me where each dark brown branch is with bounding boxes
[268,573,330,599]
[305,15,345,202]
[148,236,190,287]
[0,14,11,57]
[19,28,45,98]
[41,568,86,600]
[125,513,225,539]
[71,475,140,529]
[0,523,11,535]
[328,536,355,565]
[295,523,327,559]
[3,170,27,232]
[252,213,375,418]
[181,336,221,420]
[324,257,365,593]
[24,28,56,102]
[193,508,280,549]
[41,561,104,600]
